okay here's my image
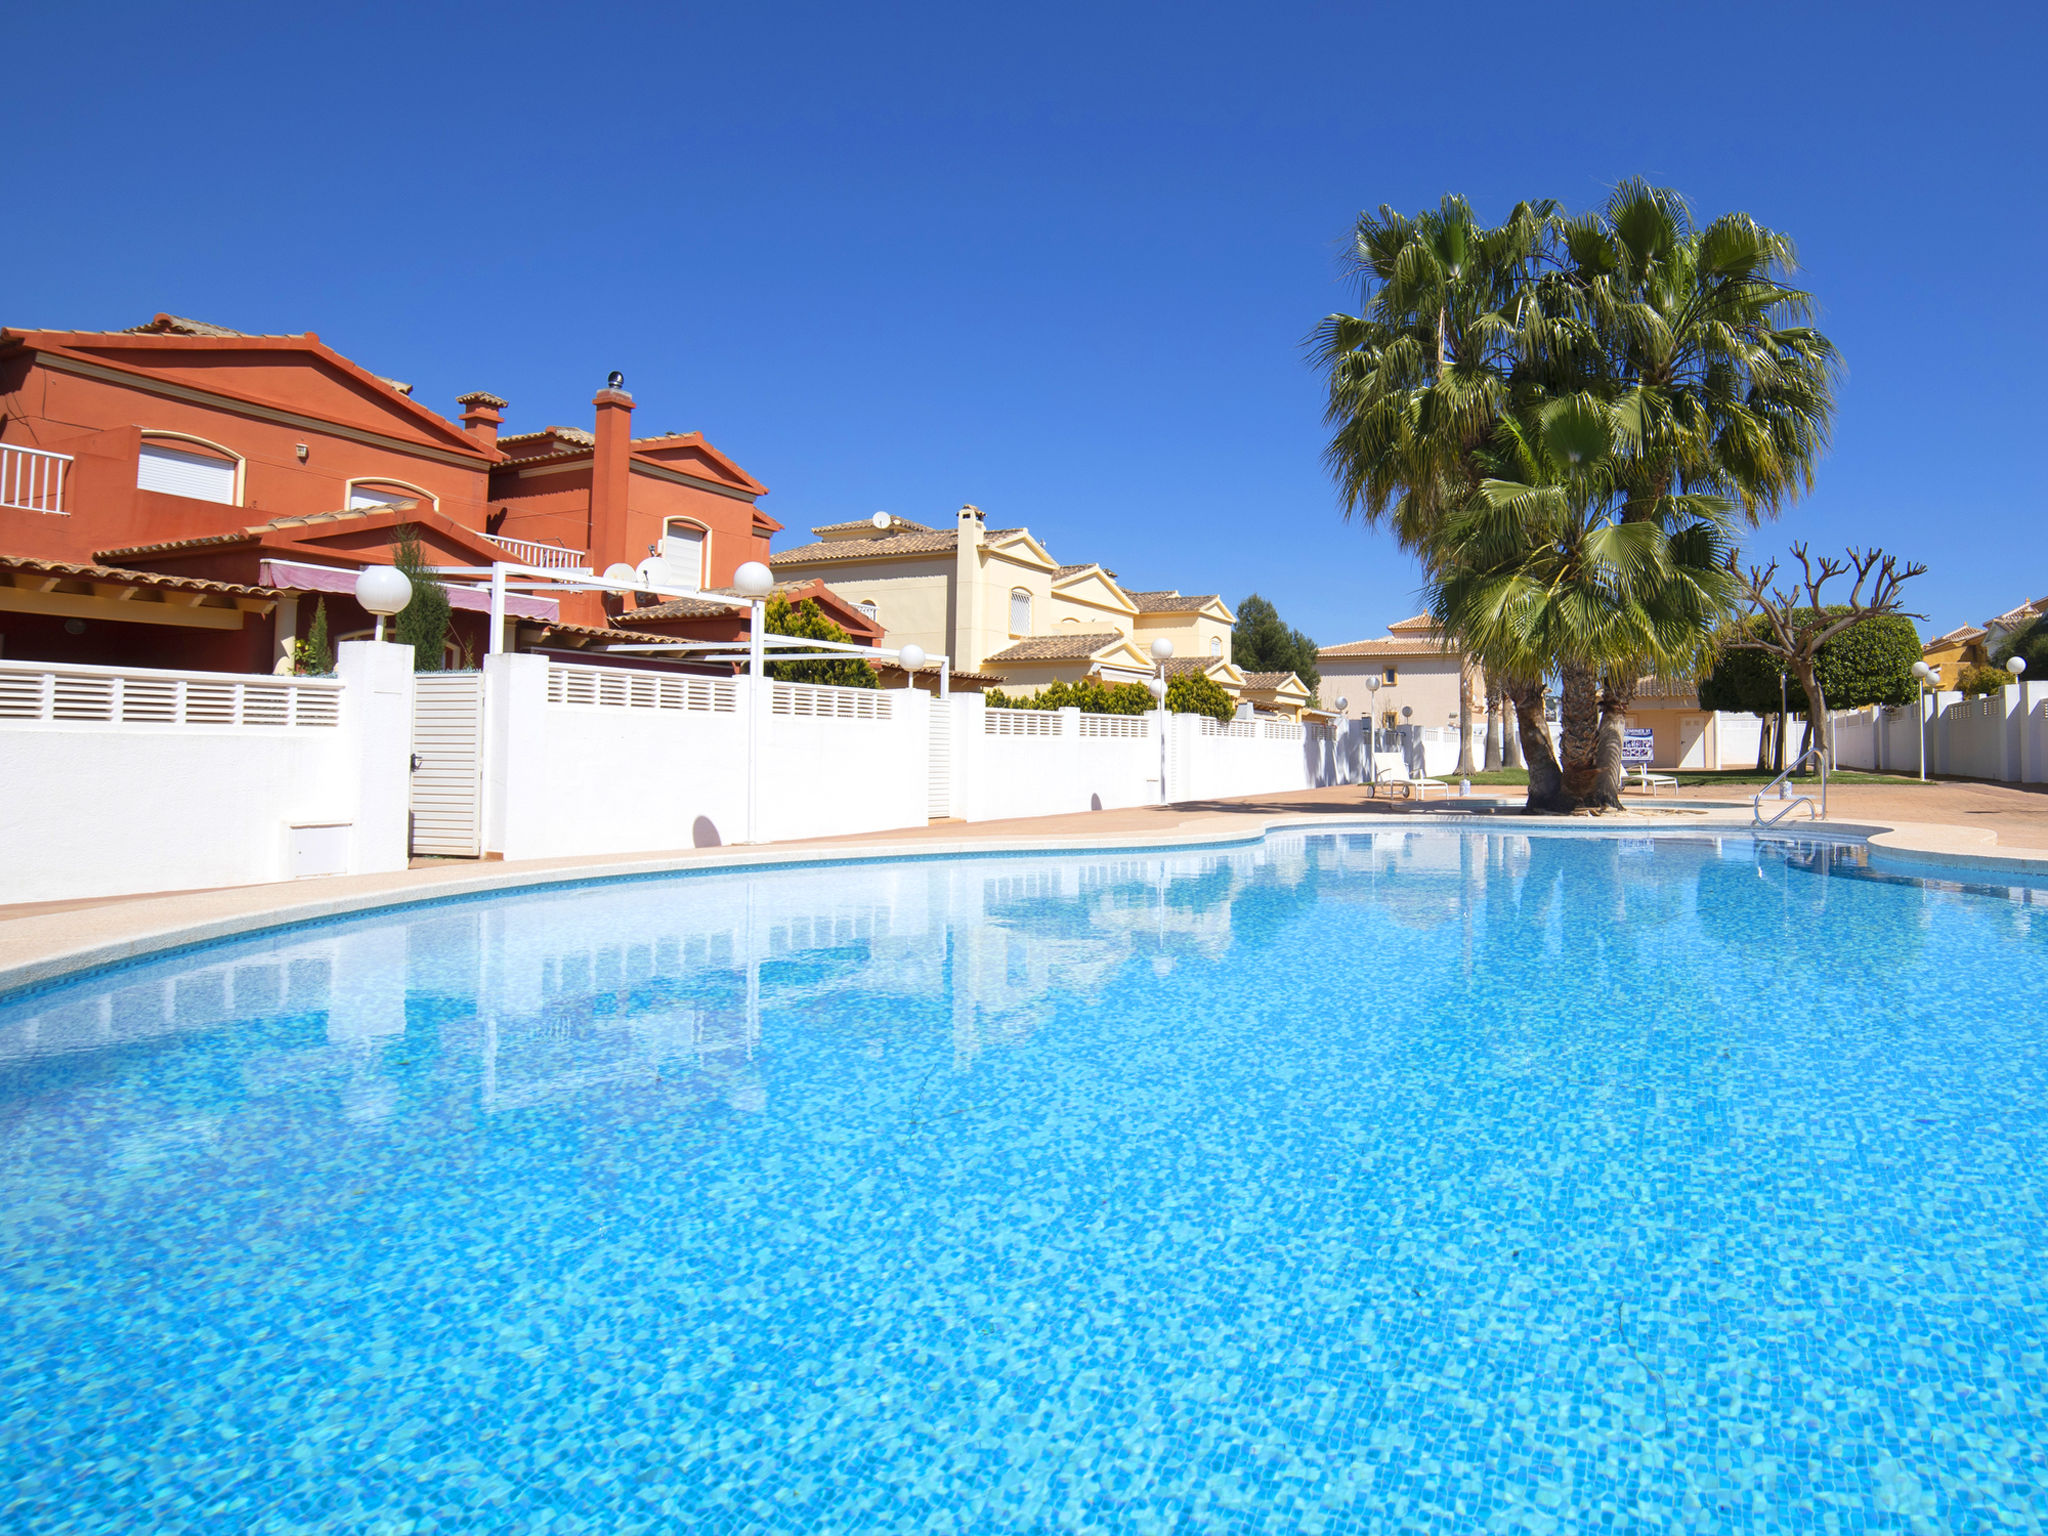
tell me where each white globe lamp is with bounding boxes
[1147,675,1168,701]
[1912,661,1936,683]
[2008,656,2028,678]
[1150,638,1174,662]
[733,561,775,599]
[898,643,927,674]
[1333,696,1348,714]
[353,565,412,642]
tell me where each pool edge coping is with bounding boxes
[1,809,2039,998]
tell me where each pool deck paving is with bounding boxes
[3,776,2044,995]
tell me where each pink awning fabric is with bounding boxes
[261,560,559,621]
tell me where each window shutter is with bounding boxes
[138,443,236,504]
[661,523,705,592]
[1010,588,1031,633]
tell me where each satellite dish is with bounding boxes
[602,563,637,583]
[634,557,666,589]
[871,511,892,530]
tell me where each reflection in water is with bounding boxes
[0,831,2046,1534]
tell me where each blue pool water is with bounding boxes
[2,830,2047,1533]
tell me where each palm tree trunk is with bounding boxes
[1557,660,1602,806]
[1454,657,1478,777]
[1509,678,1569,812]
[1483,683,1503,770]
[1589,677,1629,812]
[1755,714,1772,772]
[1590,670,1636,810]
[1504,704,1524,769]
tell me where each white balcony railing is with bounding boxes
[488,534,586,570]
[0,443,70,515]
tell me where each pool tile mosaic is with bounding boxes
[0,831,2045,1531]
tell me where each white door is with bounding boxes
[1678,715,1708,770]
[411,673,485,857]
[137,443,236,503]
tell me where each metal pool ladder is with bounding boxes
[1753,744,1828,826]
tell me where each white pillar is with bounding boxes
[273,595,299,673]
[746,598,766,843]
[488,563,508,654]
[335,639,415,875]
[482,651,548,859]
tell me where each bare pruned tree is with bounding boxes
[1724,543,1927,770]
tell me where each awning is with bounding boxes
[261,560,558,621]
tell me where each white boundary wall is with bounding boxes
[1829,683,2044,783]
[0,641,412,904]
[484,654,930,858]
[947,697,1372,819]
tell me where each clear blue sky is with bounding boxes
[7,1,2042,644]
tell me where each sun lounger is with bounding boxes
[1367,752,1450,799]
[1630,764,1678,796]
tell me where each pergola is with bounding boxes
[427,559,953,693]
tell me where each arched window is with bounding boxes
[1009,588,1031,635]
[137,432,242,505]
[345,477,438,512]
[1209,636,1222,657]
[660,518,707,592]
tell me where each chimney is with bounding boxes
[590,375,635,569]
[455,391,506,450]
[953,503,985,669]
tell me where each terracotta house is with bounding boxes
[0,314,788,668]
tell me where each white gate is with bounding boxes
[928,698,953,818]
[411,672,485,856]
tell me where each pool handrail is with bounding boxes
[1754,743,1828,826]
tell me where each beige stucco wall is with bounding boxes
[1131,609,1233,665]
[1318,652,1465,729]
[772,556,955,659]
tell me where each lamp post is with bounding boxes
[2012,657,2031,783]
[1331,696,1347,787]
[734,560,776,842]
[1363,674,1382,787]
[1149,637,1173,807]
[353,565,412,643]
[1912,660,1936,782]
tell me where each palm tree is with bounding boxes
[1311,196,1555,775]
[1553,181,1839,797]
[1427,396,1739,812]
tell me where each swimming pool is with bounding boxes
[2,829,2045,1533]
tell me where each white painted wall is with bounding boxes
[952,697,1162,819]
[484,654,930,858]
[0,642,412,904]
[1827,682,2042,782]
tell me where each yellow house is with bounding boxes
[1317,615,1477,731]
[1920,625,1988,689]
[769,506,1239,695]
[1237,671,1313,719]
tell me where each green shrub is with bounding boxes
[1165,672,1234,722]
[299,597,333,675]
[392,524,452,671]
[763,596,878,687]
[984,679,1156,714]
[1955,663,2013,698]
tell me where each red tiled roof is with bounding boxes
[984,632,1129,663]
[1123,589,1223,614]
[0,555,283,600]
[773,527,1023,564]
